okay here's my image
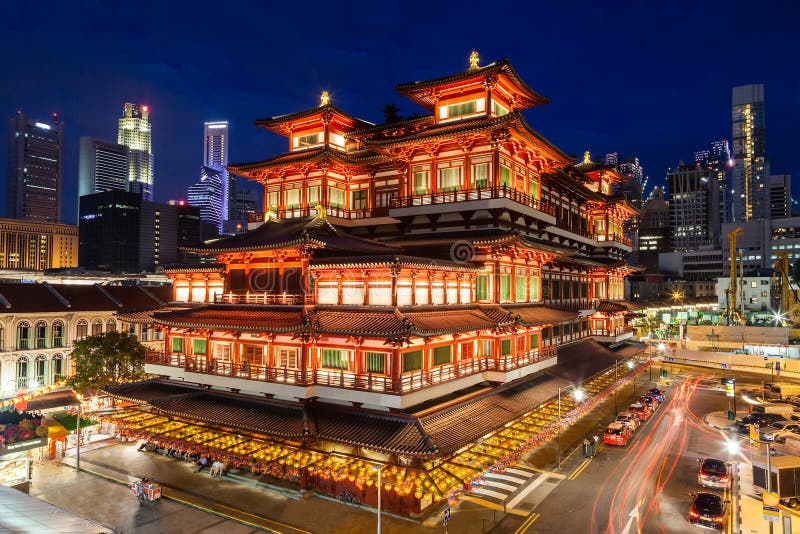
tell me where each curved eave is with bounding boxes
[309,260,482,273]
[180,237,326,255]
[254,104,374,136]
[228,148,390,179]
[155,318,303,333]
[151,407,305,439]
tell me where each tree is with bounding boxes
[380,103,403,124]
[67,331,147,391]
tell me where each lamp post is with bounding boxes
[75,393,82,472]
[726,439,741,534]
[557,385,584,469]
[376,463,383,534]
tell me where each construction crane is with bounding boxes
[723,227,744,326]
[773,251,800,325]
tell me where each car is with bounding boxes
[603,422,633,446]
[735,413,787,433]
[761,422,800,442]
[616,411,639,431]
[697,458,729,489]
[640,395,659,410]
[688,491,727,530]
[629,402,650,421]
[647,388,665,402]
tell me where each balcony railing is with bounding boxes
[390,186,556,216]
[590,326,635,337]
[145,345,558,395]
[248,206,387,223]
[214,292,312,305]
[596,234,633,247]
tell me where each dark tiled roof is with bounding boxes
[313,404,434,455]
[0,282,167,313]
[103,285,170,310]
[501,305,578,326]
[254,103,373,134]
[24,389,79,411]
[117,304,198,324]
[154,306,306,333]
[184,215,396,255]
[548,339,624,384]
[596,300,627,313]
[161,264,225,274]
[150,392,306,438]
[229,147,389,176]
[611,341,647,359]
[103,380,203,403]
[0,283,68,312]
[310,254,482,272]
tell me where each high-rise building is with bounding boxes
[695,140,733,226]
[187,166,225,233]
[667,163,720,251]
[117,103,154,201]
[605,153,644,251]
[770,174,792,219]
[78,137,129,198]
[0,218,78,269]
[79,190,178,273]
[203,121,232,222]
[636,186,669,271]
[732,84,768,221]
[7,111,63,223]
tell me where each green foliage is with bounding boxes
[634,314,663,337]
[380,103,403,124]
[66,331,146,391]
[51,411,96,431]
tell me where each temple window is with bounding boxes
[171,337,184,353]
[242,345,264,366]
[192,339,207,356]
[433,346,452,366]
[438,166,461,192]
[500,165,512,187]
[321,348,348,370]
[529,276,540,301]
[461,342,474,360]
[413,171,428,195]
[277,348,298,369]
[352,189,367,210]
[529,332,539,348]
[293,132,322,149]
[285,189,300,209]
[214,343,232,362]
[308,186,320,206]
[329,132,345,148]
[439,98,485,120]
[365,351,386,374]
[499,274,511,301]
[472,163,489,188]
[493,101,509,117]
[515,275,526,302]
[329,187,345,208]
[402,350,423,373]
[479,340,493,357]
[500,339,512,356]
[267,191,279,211]
[529,178,540,199]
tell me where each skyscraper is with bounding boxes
[770,174,792,219]
[732,84,768,221]
[203,121,232,221]
[187,166,225,233]
[78,137,129,198]
[7,111,63,222]
[117,103,154,201]
[667,163,720,251]
[695,140,733,226]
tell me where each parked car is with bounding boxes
[629,402,650,421]
[761,422,800,443]
[640,395,659,411]
[603,422,633,446]
[735,413,786,433]
[616,412,639,431]
[697,458,730,489]
[647,388,665,403]
[688,492,728,530]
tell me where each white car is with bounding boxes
[615,411,639,431]
[761,421,800,442]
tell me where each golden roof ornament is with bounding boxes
[314,204,327,220]
[469,50,480,70]
[320,91,330,106]
[583,150,592,164]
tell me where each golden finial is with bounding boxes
[469,51,480,70]
[583,150,592,164]
[320,91,330,106]
[314,204,327,220]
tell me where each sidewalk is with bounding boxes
[704,410,748,431]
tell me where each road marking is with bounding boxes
[514,512,540,534]
[568,458,592,480]
[485,473,528,484]
[472,487,508,500]
[620,501,640,534]
[483,480,517,492]
[506,475,547,509]
[518,465,566,479]
[459,495,528,516]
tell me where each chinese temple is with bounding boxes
[110,53,644,515]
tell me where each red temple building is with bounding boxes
[110,53,643,515]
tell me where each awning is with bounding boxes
[24,390,79,412]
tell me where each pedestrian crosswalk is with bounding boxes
[469,466,540,511]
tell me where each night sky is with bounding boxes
[3,1,799,225]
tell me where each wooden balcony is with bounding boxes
[390,186,556,216]
[213,292,312,305]
[145,345,558,396]
[595,234,633,247]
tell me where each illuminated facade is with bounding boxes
[7,111,63,223]
[0,218,77,269]
[78,137,129,197]
[187,166,225,233]
[732,84,768,221]
[143,56,639,414]
[117,103,154,201]
[203,121,233,223]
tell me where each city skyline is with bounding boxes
[1,2,797,226]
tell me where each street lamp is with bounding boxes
[557,385,584,469]
[726,439,741,534]
[375,462,384,534]
[75,393,82,472]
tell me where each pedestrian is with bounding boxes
[196,456,208,473]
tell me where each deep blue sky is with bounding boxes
[3,1,799,224]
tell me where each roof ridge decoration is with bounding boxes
[469,50,480,70]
